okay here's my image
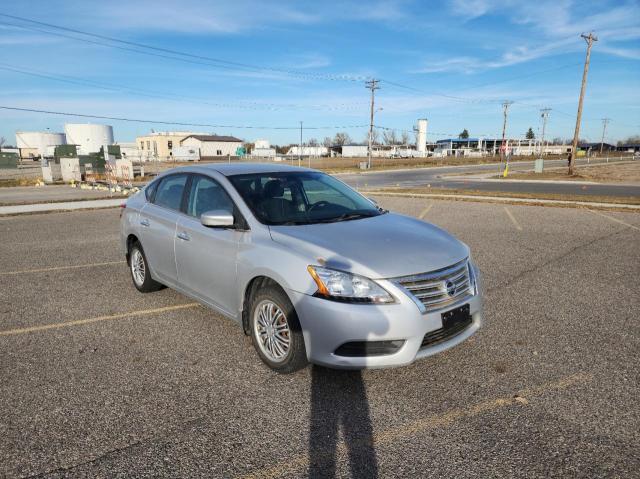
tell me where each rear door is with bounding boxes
[139,173,188,284]
[175,174,241,316]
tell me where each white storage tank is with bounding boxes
[416,119,428,153]
[64,123,114,154]
[15,131,66,158]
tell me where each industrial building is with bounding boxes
[579,142,616,153]
[251,139,276,157]
[15,124,114,160]
[180,135,243,158]
[433,138,572,157]
[136,131,197,161]
[286,145,329,157]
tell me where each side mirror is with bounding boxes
[200,209,235,228]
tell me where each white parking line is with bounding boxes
[503,206,522,231]
[238,372,591,479]
[589,209,640,232]
[0,261,125,276]
[0,303,200,336]
[419,203,433,219]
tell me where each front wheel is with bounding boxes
[129,242,163,293]
[249,285,308,373]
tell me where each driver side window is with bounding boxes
[186,175,234,219]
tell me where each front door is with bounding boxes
[175,174,241,316]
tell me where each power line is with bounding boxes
[0,105,368,130]
[0,63,367,112]
[0,14,367,82]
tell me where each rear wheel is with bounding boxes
[129,242,163,293]
[249,285,308,373]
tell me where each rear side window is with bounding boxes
[145,179,159,201]
[153,174,188,211]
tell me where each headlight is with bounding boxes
[307,266,394,304]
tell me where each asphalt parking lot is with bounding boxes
[1,198,639,478]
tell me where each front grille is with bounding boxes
[393,259,472,312]
[420,315,472,348]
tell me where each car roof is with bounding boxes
[184,162,314,177]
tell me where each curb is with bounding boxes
[0,199,124,216]
[366,191,640,211]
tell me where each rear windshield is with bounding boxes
[228,171,382,225]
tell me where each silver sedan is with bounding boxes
[120,163,483,372]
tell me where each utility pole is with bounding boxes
[299,120,302,167]
[569,32,598,175]
[366,79,380,169]
[539,108,551,157]
[599,118,610,155]
[499,100,513,175]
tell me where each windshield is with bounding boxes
[228,171,383,225]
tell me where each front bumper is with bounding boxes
[288,277,483,369]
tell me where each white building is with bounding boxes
[340,145,368,157]
[64,123,114,154]
[116,142,141,161]
[287,145,329,157]
[180,135,243,157]
[254,139,270,149]
[251,148,276,157]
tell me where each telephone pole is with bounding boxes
[539,108,551,157]
[599,118,610,155]
[569,32,597,175]
[500,100,513,174]
[299,120,303,167]
[366,79,380,169]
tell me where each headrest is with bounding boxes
[263,179,284,198]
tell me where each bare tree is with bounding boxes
[382,129,398,145]
[0,137,5,152]
[323,137,332,147]
[307,138,319,147]
[333,132,352,146]
[400,131,410,145]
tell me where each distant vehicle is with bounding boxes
[120,164,483,372]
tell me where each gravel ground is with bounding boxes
[0,200,638,478]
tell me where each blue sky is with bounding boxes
[0,0,639,146]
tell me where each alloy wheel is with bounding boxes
[253,300,291,362]
[131,249,146,286]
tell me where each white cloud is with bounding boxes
[416,0,640,73]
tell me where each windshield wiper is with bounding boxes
[316,212,378,223]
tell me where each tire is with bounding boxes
[249,284,308,373]
[128,241,163,293]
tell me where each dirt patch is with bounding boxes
[502,160,640,183]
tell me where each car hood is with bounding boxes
[268,212,469,279]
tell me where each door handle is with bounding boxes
[177,231,190,241]
[140,219,150,227]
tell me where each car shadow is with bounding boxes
[308,366,378,478]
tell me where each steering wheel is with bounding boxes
[308,200,332,212]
